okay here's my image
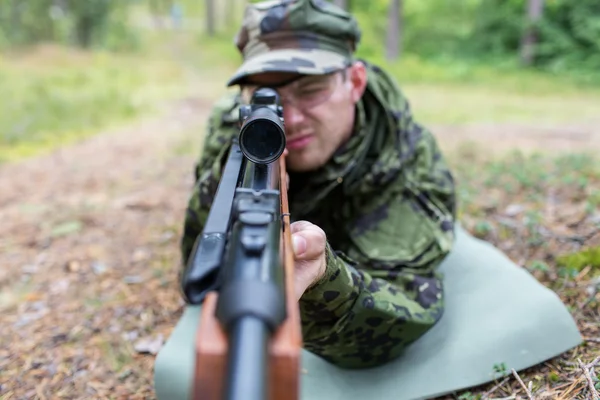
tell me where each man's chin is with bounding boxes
[286,153,323,173]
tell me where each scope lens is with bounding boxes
[240,120,285,164]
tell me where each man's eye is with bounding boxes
[298,86,326,95]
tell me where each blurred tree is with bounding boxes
[470,0,600,71]
[0,0,55,46]
[385,0,403,60]
[520,0,545,66]
[225,0,237,26]
[0,0,137,50]
[66,0,111,48]
[206,0,215,36]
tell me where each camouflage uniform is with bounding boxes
[181,0,456,369]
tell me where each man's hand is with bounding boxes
[291,221,327,301]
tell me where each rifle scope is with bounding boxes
[238,88,286,165]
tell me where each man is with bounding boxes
[180,0,456,369]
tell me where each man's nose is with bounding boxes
[282,101,305,128]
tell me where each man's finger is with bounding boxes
[292,234,307,256]
[290,220,314,234]
[291,228,325,260]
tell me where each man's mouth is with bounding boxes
[286,134,313,150]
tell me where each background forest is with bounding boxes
[3,0,600,73]
[2,0,600,159]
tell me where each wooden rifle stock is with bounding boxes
[192,154,302,400]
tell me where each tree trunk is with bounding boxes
[74,16,95,48]
[10,0,21,39]
[385,0,403,61]
[224,0,236,26]
[205,0,215,36]
[520,0,545,66]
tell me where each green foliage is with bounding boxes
[349,0,482,61]
[469,0,600,73]
[335,0,600,83]
[492,362,509,378]
[0,0,55,46]
[0,0,139,51]
[557,247,600,272]
[458,393,482,400]
[528,260,551,273]
[65,0,140,51]
[473,220,494,237]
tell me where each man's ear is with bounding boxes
[348,61,368,103]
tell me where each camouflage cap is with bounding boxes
[226,0,361,87]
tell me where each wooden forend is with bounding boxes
[193,292,227,400]
[192,156,302,400]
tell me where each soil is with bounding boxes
[1,95,598,399]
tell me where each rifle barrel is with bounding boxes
[215,161,287,400]
[225,317,270,400]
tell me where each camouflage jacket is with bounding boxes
[181,61,457,369]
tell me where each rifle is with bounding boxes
[180,88,302,400]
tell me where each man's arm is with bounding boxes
[299,122,456,369]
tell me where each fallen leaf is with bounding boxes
[123,275,145,284]
[504,203,525,217]
[50,220,83,238]
[134,334,164,355]
[91,261,108,275]
[65,260,81,273]
[24,292,43,302]
[131,248,150,263]
[556,202,588,227]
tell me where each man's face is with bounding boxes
[241,62,368,172]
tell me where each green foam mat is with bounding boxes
[154,225,582,400]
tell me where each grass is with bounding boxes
[3,10,600,164]
[0,43,192,163]
[401,82,600,125]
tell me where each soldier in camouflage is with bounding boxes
[181,0,456,369]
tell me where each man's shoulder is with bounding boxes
[204,91,243,147]
[193,92,242,174]
[207,91,242,129]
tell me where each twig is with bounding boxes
[536,226,600,245]
[578,358,600,400]
[580,278,600,309]
[559,359,580,368]
[511,368,534,400]
[586,356,600,369]
[560,376,587,400]
[482,377,510,399]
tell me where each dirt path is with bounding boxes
[0,97,212,399]
[433,120,600,156]
[1,92,599,398]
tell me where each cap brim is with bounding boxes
[226,49,350,87]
